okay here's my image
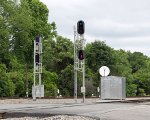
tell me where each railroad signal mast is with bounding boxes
[33,37,43,100]
[74,20,85,103]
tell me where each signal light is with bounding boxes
[36,36,40,43]
[35,53,39,63]
[78,50,84,60]
[77,20,85,35]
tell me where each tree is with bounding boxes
[43,36,74,96]
[10,0,33,63]
[43,36,73,72]
[85,41,114,72]
[85,41,115,87]
[128,52,148,73]
[54,36,74,72]
[0,64,15,97]
[42,68,58,97]
[26,0,57,38]
[111,50,131,75]
[58,65,74,97]
[0,0,14,67]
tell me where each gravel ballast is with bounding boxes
[2,115,97,120]
[0,98,99,104]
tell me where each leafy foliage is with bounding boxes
[42,68,58,97]
[85,41,114,72]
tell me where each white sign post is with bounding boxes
[99,66,110,99]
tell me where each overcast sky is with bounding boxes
[40,0,150,56]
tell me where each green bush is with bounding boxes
[127,84,137,96]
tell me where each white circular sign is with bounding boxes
[99,66,110,76]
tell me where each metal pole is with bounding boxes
[26,63,28,98]
[39,73,41,98]
[81,35,85,103]
[74,26,77,103]
[82,59,85,103]
[39,38,42,98]
[33,40,36,101]
[33,74,36,100]
[99,75,101,99]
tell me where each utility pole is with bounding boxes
[74,20,86,103]
[74,26,78,103]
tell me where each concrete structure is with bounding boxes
[101,76,126,100]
